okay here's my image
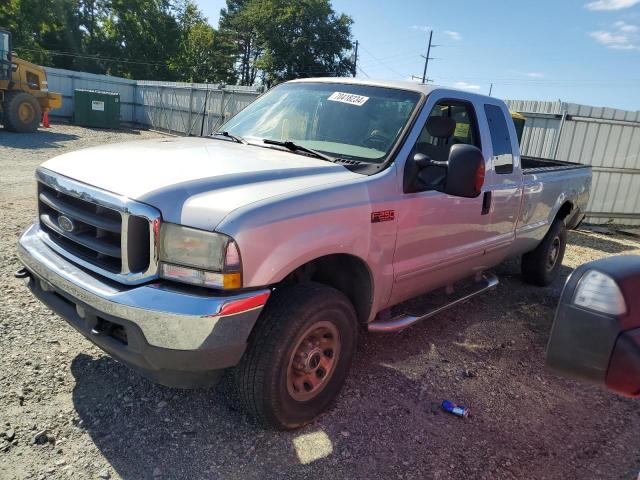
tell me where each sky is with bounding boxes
[195,0,640,111]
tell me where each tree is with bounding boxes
[0,0,67,66]
[253,0,354,86]
[172,0,237,83]
[99,0,180,79]
[219,0,262,86]
[219,0,354,86]
[1,0,354,85]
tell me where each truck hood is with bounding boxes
[42,137,361,230]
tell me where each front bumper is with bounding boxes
[39,92,63,110]
[17,223,271,388]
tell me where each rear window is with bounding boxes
[484,104,513,174]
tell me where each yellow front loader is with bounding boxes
[0,28,62,133]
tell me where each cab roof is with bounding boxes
[287,77,502,105]
[288,77,439,96]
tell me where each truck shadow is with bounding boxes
[0,129,79,149]
[69,352,450,479]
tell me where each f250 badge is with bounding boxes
[371,210,395,223]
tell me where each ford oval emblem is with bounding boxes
[57,215,75,233]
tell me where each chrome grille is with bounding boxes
[39,182,123,272]
[36,168,161,285]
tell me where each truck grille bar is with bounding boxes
[35,168,161,285]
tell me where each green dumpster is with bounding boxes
[74,89,120,129]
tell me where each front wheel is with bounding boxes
[234,282,358,429]
[3,91,42,133]
[521,219,567,286]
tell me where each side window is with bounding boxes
[484,104,513,174]
[410,100,481,192]
[26,71,40,90]
[416,101,481,150]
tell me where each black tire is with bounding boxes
[521,219,567,286]
[234,282,358,430]
[2,91,41,133]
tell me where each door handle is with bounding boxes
[481,191,492,215]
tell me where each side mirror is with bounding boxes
[412,153,433,168]
[403,152,440,193]
[546,255,640,398]
[443,144,485,198]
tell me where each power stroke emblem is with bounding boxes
[57,215,75,233]
[371,210,395,223]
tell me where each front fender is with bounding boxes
[216,176,398,318]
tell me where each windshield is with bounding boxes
[220,82,421,164]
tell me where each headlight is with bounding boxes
[159,223,241,289]
[573,270,626,315]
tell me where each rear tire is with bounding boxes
[521,219,567,286]
[234,282,358,430]
[3,91,41,133]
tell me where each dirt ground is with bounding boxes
[1,124,640,480]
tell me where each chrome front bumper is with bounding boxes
[17,223,271,387]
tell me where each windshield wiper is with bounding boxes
[263,139,337,163]
[212,131,247,144]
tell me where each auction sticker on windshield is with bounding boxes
[327,92,369,106]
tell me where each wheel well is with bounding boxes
[281,254,373,325]
[555,201,573,224]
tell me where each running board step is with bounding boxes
[368,272,499,333]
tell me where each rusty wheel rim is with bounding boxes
[286,321,341,402]
[18,102,35,123]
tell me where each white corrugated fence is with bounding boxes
[507,100,640,225]
[45,67,262,136]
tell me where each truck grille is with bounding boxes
[36,168,161,285]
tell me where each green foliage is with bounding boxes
[171,0,237,83]
[0,0,354,85]
[220,0,354,86]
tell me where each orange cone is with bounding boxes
[42,111,50,128]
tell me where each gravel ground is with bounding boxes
[1,124,640,480]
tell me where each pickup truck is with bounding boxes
[16,78,591,429]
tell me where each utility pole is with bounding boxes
[489,83,493,96]
[352,40,359,77]
[421,31,437,84]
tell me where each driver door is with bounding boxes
[390,93,494,305]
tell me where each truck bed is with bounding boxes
[522,156,590,174]
[518,155,591,239]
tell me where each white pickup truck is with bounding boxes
[17,78,591,429]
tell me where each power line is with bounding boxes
[15,47,172,68]
[357,65,370,78]
[358,45,406,79]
